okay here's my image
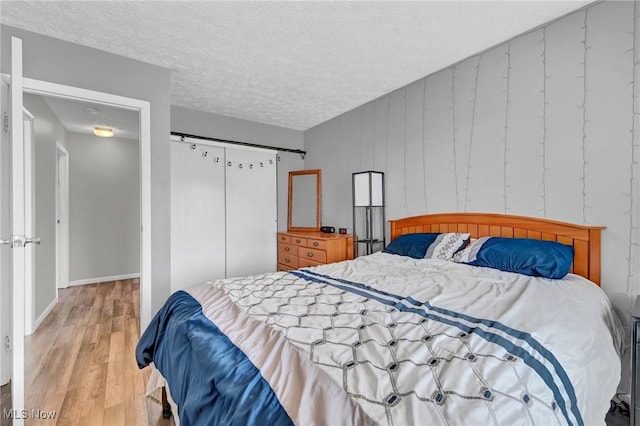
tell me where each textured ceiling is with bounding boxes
[2,1,592,131]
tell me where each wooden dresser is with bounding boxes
[277,231,354,271]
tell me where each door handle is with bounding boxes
[0,235,40,247]
[25,237,40,246]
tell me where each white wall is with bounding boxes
[23,94,67,322]
[2,25,172,314]
[305,1,639,324]
[67,132,140,283]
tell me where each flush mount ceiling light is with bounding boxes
[94,126,114,137]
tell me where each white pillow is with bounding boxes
[424,233,471,260]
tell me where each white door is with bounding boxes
[56,143,70,290]
[4,36,31,424]
[0,77,11,387]
[170,141,226,291]
[225,147,277,277]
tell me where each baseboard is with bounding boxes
[30,296,58,335]
[65,273,141,288]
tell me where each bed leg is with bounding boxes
[161,386,172,419]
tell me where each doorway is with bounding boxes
[22,91,145,422]
[1,60,152,420]
[55,142,69,292]
[20,77,152,328]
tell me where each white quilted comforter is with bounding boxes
[198,252,624,426]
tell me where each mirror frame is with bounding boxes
[288,169,322,232]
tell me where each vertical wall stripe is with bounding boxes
[360,104,365,169]
[386,96,390,176]
[422,80,428,213]
[388,91,406,221]
[372,101,377,169]
[406,82,425,215]
[544,11,584,223]
[502,29,544,217]
[542,27,548,218]
[425,70,457,213]
[403,88,409,215]
[503,42,512,213]
[580,10,589,223]
[451,67,460,211]
[464,56,482,212]
[628,0,640,294]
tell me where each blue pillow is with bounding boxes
[453,237,574,279]
[384,233,440,259]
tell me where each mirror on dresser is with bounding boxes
[287,169,322,231]
[279,169,353,271]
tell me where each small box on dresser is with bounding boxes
[277,231,354,271]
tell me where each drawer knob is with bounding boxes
[285,258,291,263]
[307,252,314,258]
[295,239,301,243]
[285,247,290,252]
[313,242,319,247]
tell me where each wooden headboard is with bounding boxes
[389,213,605,285]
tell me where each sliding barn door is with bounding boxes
[170,142,226,291]
[225,148,277,277]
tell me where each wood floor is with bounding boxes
[6,279,173,426]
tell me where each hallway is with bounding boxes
[11,279,171,425]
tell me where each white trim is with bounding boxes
[66,273,141,288]
[23,77,144,112]
[55,142,70,291]
[170,134,277,154]
[20,77,153,331]
[11,35,26,426]
[23,110,35,336]
[0,80,11,387]
[30,296,57,335]
[140,104,152,331]
[56,142,69,157]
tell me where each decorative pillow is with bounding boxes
[424,233,471,260]
[453,237,574,279]
[383,233,440,259]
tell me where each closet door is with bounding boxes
[225,148,277,277]
[170,141,226,291]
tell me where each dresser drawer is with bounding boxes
[298,247,326,263]
[278,234,291,244]
[291,236,307,246]
[298,258,323,268]
[306,238,327,250]
[278,252,299,268]
[277,232,352,268]
[278,263,294,272]
[279,243,296,255]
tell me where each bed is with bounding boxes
[136,213,624,426]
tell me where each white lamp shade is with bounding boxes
[354,171,383,207]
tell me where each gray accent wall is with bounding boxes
[2,25,172,314]
[304,2,640,321]
[67,132,140,282]
[171,106,304,231]
[23,94,67,322]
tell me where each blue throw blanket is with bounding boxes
[136,291,293,426]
